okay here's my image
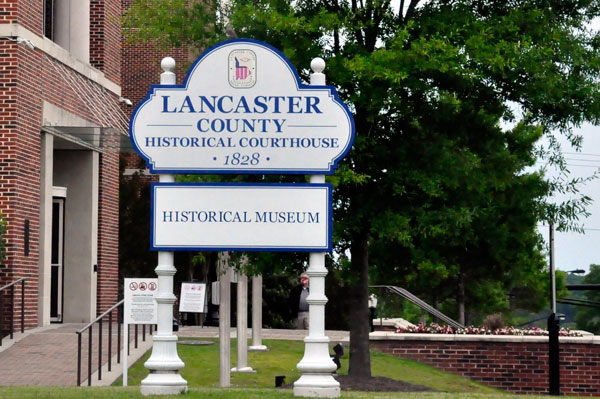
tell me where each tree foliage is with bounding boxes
[575,265,600,334]
[123,0,600,377]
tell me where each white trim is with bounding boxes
[0,24,121,96]
[52,186,67,198]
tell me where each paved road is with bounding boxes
[0,325,348,386]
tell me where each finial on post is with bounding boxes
[161,57,176,85]
[310,57,326,85]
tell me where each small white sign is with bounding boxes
[124,278,158,324]
[179,282,207,313]
[151,183,332,251]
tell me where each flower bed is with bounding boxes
[396,322,583,336]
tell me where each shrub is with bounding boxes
[396,322,582,337]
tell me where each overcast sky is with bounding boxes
[537,123,600,274]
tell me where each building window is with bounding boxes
[44,0,54,40]
[42,0,90,63]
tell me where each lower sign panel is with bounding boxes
[151,183,332,252]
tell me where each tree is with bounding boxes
[575,265,600,334]
[118,155,156,285]
[123,0,600,378]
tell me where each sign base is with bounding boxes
[141,373,188,396]
[248,345,268,352]
[231,366,256,373]
[293,374,340,398]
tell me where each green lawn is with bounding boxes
[116,338,495,393]
[0,387,593,399]
[0,338,591,399]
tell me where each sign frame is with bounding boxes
[129,38,355,175]
[150,182,333,252]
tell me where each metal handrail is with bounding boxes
[566,284,600,291]
[0,277,27,346]
[558,298,600,308]
[369,285,465,330]
[0,277,27,291]
[77,300,124,334]
[76,299,155,386]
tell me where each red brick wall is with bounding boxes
[97,133,120,315]
[91,0,121,84]
[0,1,18,24]
[371,338,600,396]
[14,0,43,34]
[0,37,121,329]
[0,40,21,330]
[120,1,190,179]
[121,0,190,112]
[0,41,42,330]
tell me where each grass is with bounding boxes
[0,387,593,399]
[115,338,495,392]
[0,338,593,398]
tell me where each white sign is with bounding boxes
[124,278,158,324]
[179,282,207,313]
[129,39,355,174]
[151,183,332,251]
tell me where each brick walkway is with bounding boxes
[0,324,83,386]
[0,325,349,386]
[0,323,154,386]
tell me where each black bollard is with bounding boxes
[548,313,561,396]
[275,376,286,387]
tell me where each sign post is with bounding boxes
[249,274,268,352]
[139,59,188,396]
[130,40,354,398]
[293,59,339,398]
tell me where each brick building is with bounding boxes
[0,0,125,328]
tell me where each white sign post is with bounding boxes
[130,40,354,398]
[139,60,188,397]
[292,59,340,398]
[123,278,158,386]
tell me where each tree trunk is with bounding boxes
[457,272,466,326]
[347,228,371,378]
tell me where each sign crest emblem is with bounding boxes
[228,49,256,88]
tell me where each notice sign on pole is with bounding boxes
[151,183,332,252]
[124,278,158,324]
[179,282,207,313]
[129,39,355,175]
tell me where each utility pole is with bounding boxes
[548,223,560,396]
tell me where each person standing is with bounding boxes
[290,273,310,329]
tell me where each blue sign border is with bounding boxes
[150,182,333,252]
[129,39,355,175]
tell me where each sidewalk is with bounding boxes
[0,325,348,387]
[176,326,350,344]
[0,323,153,387]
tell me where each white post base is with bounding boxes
[140,373,188,396]
[141,335,187,395]
[231,366,257,373]
[293,374,340,398]
[248,345,268,352]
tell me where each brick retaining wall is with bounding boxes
[370,332,600,396]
